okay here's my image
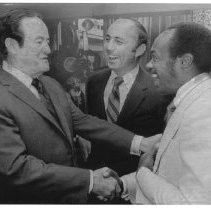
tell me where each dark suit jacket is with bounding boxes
[0,69,134,204]
[86,67,170,175]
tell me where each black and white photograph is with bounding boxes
[0,0,211,205]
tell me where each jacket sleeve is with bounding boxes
[136,167,188,204]
[121,172,137,203]
[0,110,90,203]
[68,94,134,156]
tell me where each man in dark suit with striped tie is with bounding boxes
[86,18,171,176]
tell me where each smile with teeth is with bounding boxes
[108,55,118,61]
[151,72,160,86]
[151,73,158,78]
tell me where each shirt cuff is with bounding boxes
[89,170,94,193]
[130,135,143,156]
[120,177,127,197]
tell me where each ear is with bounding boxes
[5,38,20,54]
[179,53,193,70]
[135,43,146,58]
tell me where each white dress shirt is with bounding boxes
[2,61,40,99]
[104,65,139,112]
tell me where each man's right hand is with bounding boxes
[103,168,123,193]
[92,167,122,201]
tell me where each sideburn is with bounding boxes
[167,59,176,77]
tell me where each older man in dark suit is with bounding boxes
[86,18,170,176]
[0,9,159,204]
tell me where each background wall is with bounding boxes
[1,3,211,19]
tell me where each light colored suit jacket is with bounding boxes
[124,76,211,204]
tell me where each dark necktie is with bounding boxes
[31,78,59,121]
[31,78,45,99]
[31,78,42,93]
[106,76,124,123]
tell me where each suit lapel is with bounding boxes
[40,76,72,140]
[96,69,111,120]
[153,110,181,172]
[39,76,78,165]
[153,78,211,173]
[0,70,65,136]
[117,68,148,123]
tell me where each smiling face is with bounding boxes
[103,19,139,75]
[146,29,181,95]
[12,17,51,77]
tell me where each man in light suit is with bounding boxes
[0,9,159,204]
[106,22,211,204]
[86,18,170,176]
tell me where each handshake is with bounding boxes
[90,135,161,202]
[91,167,123,202]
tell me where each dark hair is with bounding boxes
[167,22,211,73]
[0,8,42,60]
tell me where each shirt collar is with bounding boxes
[3,61,33,88]
[110,64,139,89]
[173,73,210,108]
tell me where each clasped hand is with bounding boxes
[92,167,123,202]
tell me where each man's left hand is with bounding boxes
[138,142,159,171]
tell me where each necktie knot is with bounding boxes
[31,78,43,94]
[165,101,176,123]
[114,76,124,87]
[167,101,176,113]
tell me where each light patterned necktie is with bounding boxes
[106,76,124,123]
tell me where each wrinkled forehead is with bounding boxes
[108,19,135,31]
[107,19,138,38]
[20,17,49,38]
